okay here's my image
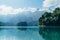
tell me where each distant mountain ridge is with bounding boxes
[0,9,44,26]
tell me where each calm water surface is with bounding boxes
[0,26,44,40]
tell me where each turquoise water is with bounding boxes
[39,27,60,40]
[0,26,44,40]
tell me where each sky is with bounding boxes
[0,0,60,15]
[0,0,44,8]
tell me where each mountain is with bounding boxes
[0,8,44,26]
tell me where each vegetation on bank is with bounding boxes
[39,8,60,26]
[39,8,60,40]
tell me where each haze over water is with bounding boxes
[0,26,44,40]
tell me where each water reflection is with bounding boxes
[0,36,19,40]
[39,27,60,40]
[0,26,44,40]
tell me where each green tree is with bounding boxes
[39,8,60,26]
[17,22,28,31]
[0,22,5,26]
[17,22,28,26]
[39,8,60,40]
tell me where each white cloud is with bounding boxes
[39,7,50,12]
[13,7,37,13]
[0,5,37,15]
[0,5,14,15]
[27,7,37,12]
[42,0,60,12]
[43,0,60,8]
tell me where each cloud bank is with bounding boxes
[0,5,38,15]
[43,0,60,8]
[0,0,60,15]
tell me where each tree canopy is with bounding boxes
[39,8,60,26]
[17,22,28,26]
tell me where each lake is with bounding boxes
[0,26,44,40]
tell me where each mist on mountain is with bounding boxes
[0,9,44,26]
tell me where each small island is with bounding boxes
[17,22,28,30]
[39,8,60,40]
